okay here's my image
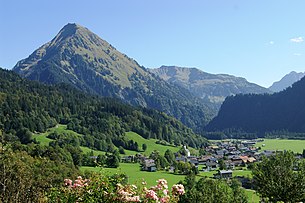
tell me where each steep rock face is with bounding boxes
[150,66,271,109]
[13,23,213,132]
[205,76,305,133]
[269,71,305,92]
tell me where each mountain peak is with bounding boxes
[60,23,89,34]
[50,23,90,45]
[269,71,305,92]
[63,22,81,29]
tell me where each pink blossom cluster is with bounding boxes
[62,177,184,203]
[145,189,159,201]
[144,179,171,203]
[117,183,140,202]
[171,184,185,196]
[64,176,89,188]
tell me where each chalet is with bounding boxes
[224,160,235,169]
[169,166,175,173]
[231,156,243,166]
[261,150,275,158]
[142,159,157,172]
[205,161,218,171]
[247,157,256,163]
[239,156,249,164]
[121,155,134,163]
[188,158,199,167]
[241,140,257,146]
[176,156,187,162]
[216,149,228,156]
[214,170,233,179]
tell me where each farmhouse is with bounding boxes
[214,170,233,179]
[141,159,157,172]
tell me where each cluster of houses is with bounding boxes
[121,139,280,178]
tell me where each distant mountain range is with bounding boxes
[13,23,213,133]
[205,73,305,134]
[269,71,305,92]
[150,66,271,109]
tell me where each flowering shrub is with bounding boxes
[48,174,184,203]
[64,176,89,188]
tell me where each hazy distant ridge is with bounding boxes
[150,66,271,109]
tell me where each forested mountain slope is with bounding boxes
[205,75,305,134]
[0,68,207,149]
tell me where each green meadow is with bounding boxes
[255,138,305,153]
[245,189,260,203]
[81,163,186,188]
[34,125,259,202]
[81,164,258,202]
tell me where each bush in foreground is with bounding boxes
[48,174,185,203]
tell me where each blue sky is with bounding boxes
[1,0,305,87]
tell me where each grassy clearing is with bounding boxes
[33,125,105,156]
[81,163,185,187]
[245,189,260,203]
[255,139,305,153]
[124,132,181,156]
[33,124,79,145]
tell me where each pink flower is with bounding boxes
[73,183,83,188]
[126,195,141,202]
[171,184,185,196]
[146,189,159,201]
[163,189,169,195]
[160,195,170,203]
[64,179,72,186]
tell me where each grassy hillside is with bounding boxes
[33,125,191,156]
[124,132,181,156]
[33,124,71,145]
[33,124,105,156]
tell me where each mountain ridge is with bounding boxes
[150,65,271,109]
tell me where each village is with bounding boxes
[121,139,289,180]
